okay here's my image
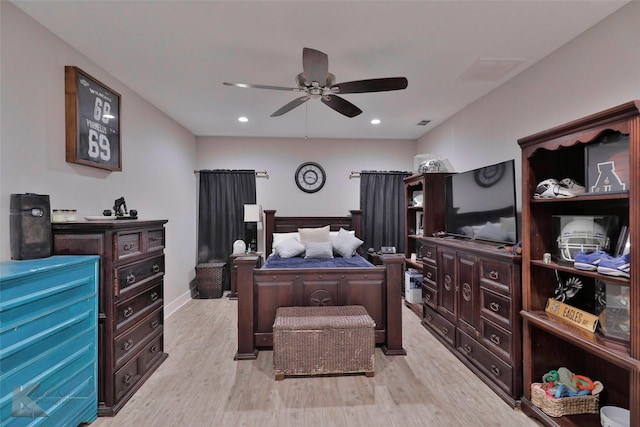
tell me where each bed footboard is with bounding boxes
[234,254,405,360]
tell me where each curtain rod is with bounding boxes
[194,170,269,179]
[350,170,411,179]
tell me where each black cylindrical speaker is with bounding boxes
[10,193,52,260]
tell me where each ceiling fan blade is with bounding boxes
[223,82,298,92]
[271,96,310,117]
[321,95,362,118]
[302,47,329,86]
[331,77,408,94]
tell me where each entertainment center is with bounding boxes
[404,161,522,407]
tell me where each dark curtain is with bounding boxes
[197,170,256,265]
[360,171,410,253]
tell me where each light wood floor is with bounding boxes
[92,297,541,427]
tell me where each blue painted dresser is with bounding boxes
[0,255,99,426]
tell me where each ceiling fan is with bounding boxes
[223,47,408,118]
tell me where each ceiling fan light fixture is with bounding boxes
[371,119,381,125]
[238,116,248,122]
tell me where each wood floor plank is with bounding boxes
[91,297,541,426]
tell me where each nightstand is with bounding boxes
[228,251,263,299]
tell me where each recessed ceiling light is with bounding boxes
[238,116,248,122]
[371,119,381,125]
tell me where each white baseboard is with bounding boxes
[164,289,194,319]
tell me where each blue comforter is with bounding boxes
[263,253,375,269]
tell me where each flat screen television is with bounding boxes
[444,159,518,245]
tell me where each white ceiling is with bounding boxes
[12,1,628,140]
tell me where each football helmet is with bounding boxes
[557,218,610,262]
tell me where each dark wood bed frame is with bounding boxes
[233,209,406,360]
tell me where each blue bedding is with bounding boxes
[262,253,375,269]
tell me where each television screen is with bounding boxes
[444,159,518,245]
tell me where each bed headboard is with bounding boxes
[264,210,362,255]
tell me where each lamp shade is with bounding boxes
[243,204,262,223]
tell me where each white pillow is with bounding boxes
[274,238,305,258]
[332,228,364,258]
[271,232,300,254]
[304,241,334,259]
[298,225,330,244]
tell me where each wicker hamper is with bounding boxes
[273,305,375,380]
[530,383,599,417]
[195,262,225,298]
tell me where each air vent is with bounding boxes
[458,58,527,81]
[417,120,431,126]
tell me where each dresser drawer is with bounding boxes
[116,254,164,296]
[114,355,142,402]
[480,259,512,293]
[114,308,163,368]
[457,330,513,395]
[422,305,455,346]
[480,286,512,328]
[422,285,437,309]
[146,228,165,253]
[422,264,437,289]
[116,230,144,261]
[115,282,163,332]
[422,244,437,266]
[480,318,512,363]
[142,334,164,373]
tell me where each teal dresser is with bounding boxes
[0,255,99,426]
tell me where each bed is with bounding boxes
[233,209,406,360]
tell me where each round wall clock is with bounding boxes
[474,163,505,187]
[295,162,326,193]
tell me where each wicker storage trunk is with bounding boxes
[273,305,375,380]
[195,262,225,299]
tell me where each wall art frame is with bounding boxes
[65,66,122,171]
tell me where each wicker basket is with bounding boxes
[530,383,599,417]
[196,262,225,299]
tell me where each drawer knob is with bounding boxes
[490,334,501,345]
[152,264,160,273]
[489,271,499,280]
[426,271,432,279]
[150,292,159,302]
[151,320,159,329]
[442,327,449,335]
[123,339,134,351]
[444,275,452,291]
[490,302,500,312]
[126,273,136,284]
[462,344,472,354]
[462,283,471,301]
[150,345,158,354]
[123,373,133,384]
[123,307,133,318]
[426,251,432,258]
[425,314,432,321]
[425,294,431,302]
[123,243,135,252]
[490,365,501,377]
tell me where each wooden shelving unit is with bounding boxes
[518,101,639,426]
[403,173,449,315]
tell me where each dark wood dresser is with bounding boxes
[420,236,522,407]
[52,219,168,416]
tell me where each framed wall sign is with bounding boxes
[65,66,122,171]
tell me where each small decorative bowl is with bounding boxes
[600,406,630,427]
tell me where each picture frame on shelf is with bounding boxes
[65,66,122,171]
[585,132,629,194]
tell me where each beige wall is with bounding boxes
[0,3,198,316]
[417,1,640,213]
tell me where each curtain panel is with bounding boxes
[197,170,256,264]
[359,171,410,253]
